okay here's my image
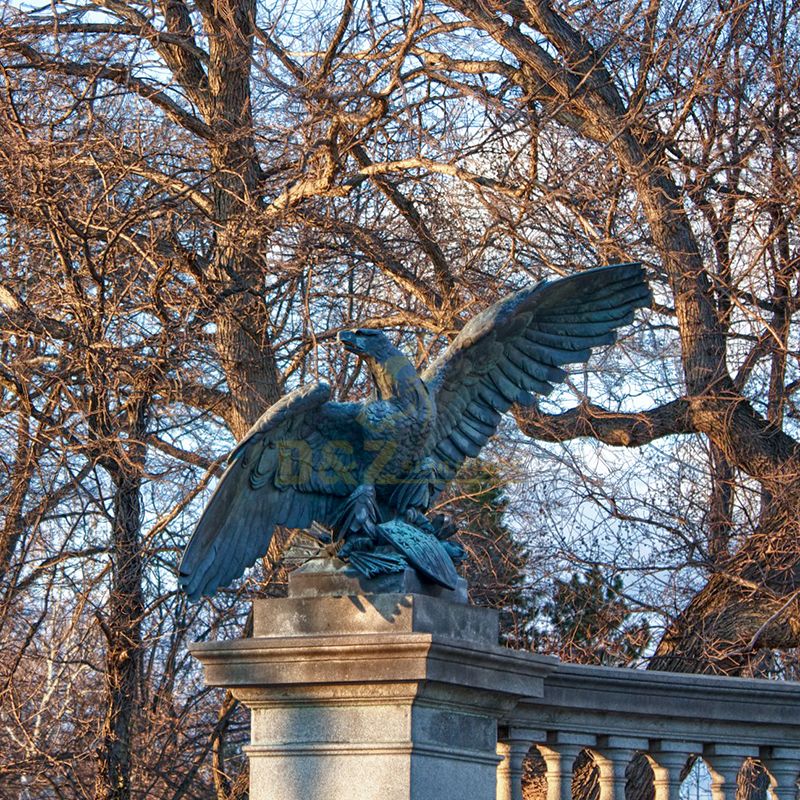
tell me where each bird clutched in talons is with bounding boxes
[178,263,651,601]
[339,518,462,590]
[345,548,407,580]
[331,484,464,589]
[375,519,461,589]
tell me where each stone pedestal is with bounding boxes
[189,559,557,800]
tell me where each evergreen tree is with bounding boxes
[446,459,539,647]
[539,566,650,666]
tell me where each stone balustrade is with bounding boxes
[190,562,800,800]
[498,662,800,800]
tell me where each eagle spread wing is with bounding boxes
[422,263,651,487]
[179,382,361,600]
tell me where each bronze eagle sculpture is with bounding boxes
[180,263,650,599]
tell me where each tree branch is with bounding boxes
[0,39,213,140]
[350,144,456,308]
[514,398,692,447]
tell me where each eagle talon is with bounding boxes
[339,534,376,559]
[431,513,457,540]
[403,508,434,533]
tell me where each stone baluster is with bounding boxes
[646,741,700,800]
[539,734,593,800]
[704,745,756,800]
[497,729,545,800]
[763,748,800,800]
[594,737,648,800]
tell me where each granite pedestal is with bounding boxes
[189,560,557,800]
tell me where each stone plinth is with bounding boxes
[189,560,557,800]
[287,558,470,604]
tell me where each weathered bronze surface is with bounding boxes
[180,263,650,598]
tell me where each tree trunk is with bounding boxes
[200,2,283,791]
[202,0,281,437]
[95,468,145,800]
[93,391,149,800]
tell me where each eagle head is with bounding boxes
[338,329,420,402]
[338,329,393,360]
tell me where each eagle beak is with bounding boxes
[338,330,361,355]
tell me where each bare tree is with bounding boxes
[1,0,799,796]
[407,0,800,675]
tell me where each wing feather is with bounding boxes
[459,415,492,444]
[465,402,501,428]
[487,370,520,405]
[448,427,482,458]
[506,346,566,383]
[522,330,609,353]
[423,264,650,487]
[476,382,509,410]
[539,311,635,331]
[179,383,361,600]
[496,357,554,395]
[436,438,463,465]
